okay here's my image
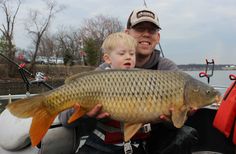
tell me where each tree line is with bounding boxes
[0,0,123,77]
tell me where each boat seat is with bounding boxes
[38,126,77,154]
[0,108,79,153]
[0,109,31,150]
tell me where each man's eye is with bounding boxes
[149,29,157,34]
[135,27,145,32]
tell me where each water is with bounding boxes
[1,70,235,108]
[185,70,236,94]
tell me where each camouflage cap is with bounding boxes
[127,7,161,29]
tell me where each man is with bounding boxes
[59,7,198,154]
[125,7,198,154]
[125,7,178,71]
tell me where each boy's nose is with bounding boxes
[125,54,131,59]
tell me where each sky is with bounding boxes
[1,0,236,65]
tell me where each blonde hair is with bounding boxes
[101,32,137,54]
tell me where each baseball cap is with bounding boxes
[127,7,161,29]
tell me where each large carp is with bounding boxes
[7,69,221,146]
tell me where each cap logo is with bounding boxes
[137,10,155,19]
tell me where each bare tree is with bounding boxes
[25,0,65,70]
[39,33,55,57]
[79,15,123,64]
[0,0,21,76]
[55,27,82,65]
[79,15,123,44]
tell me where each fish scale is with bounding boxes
[69,70,184,122]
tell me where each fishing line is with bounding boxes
[143,0,147,7]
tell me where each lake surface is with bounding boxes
[1,70,235,97]
[185,70,236,94]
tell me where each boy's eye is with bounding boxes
[118,52,125,55]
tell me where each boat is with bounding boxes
[0,53,235,154]
[0,84,235,154]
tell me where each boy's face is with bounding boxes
[104,41,136,69]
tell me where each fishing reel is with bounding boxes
[199,59,215,84]
[29,71,52,90]
[16,62,52,91]
[32,72,48,82]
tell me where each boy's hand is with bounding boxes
[74,103,110,119]
[87,104,110,119]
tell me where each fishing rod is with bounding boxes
[223,74,236,100]
[140,0,165,57]
[158,43,165,57]
[143,0,147,7]
[0,52,54,94]
[199,59,215,84]
[0,52,62,130]
[0,52,34,77]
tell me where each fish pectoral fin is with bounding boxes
[30,110,56,147]
[171,106,188,128]
[124,123,143,142]
[68,107,86,123]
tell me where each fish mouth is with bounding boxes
[216,95,222,102]
[215,95,222,104]
[208,95,223,108]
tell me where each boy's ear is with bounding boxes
[103,54,111,64]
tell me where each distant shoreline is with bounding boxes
[178,64,236,71]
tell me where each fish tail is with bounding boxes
[30,109,56,146]
[6,95,57,146]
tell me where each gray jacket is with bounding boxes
[96,49,178,71]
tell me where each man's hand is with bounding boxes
[187,107,198,116]
[158,107,197,122]
[73,103,110,119]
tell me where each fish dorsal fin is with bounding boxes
[124,123,143,142]
[171,106,188,128]
[64,69,142,84]
[68,106,86,123]
[6,94,45,118]
[64,70,104,84]
[65,73,83,84]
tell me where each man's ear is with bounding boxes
[158,32,161,43]
[103,53,111,64]
[125,29,129,34]
[157,32,160,43]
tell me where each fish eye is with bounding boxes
[206,90,211,94]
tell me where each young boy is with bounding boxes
[60,32,141,154]
[98,32,137,70]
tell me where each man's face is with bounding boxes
[126,22,160,57]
